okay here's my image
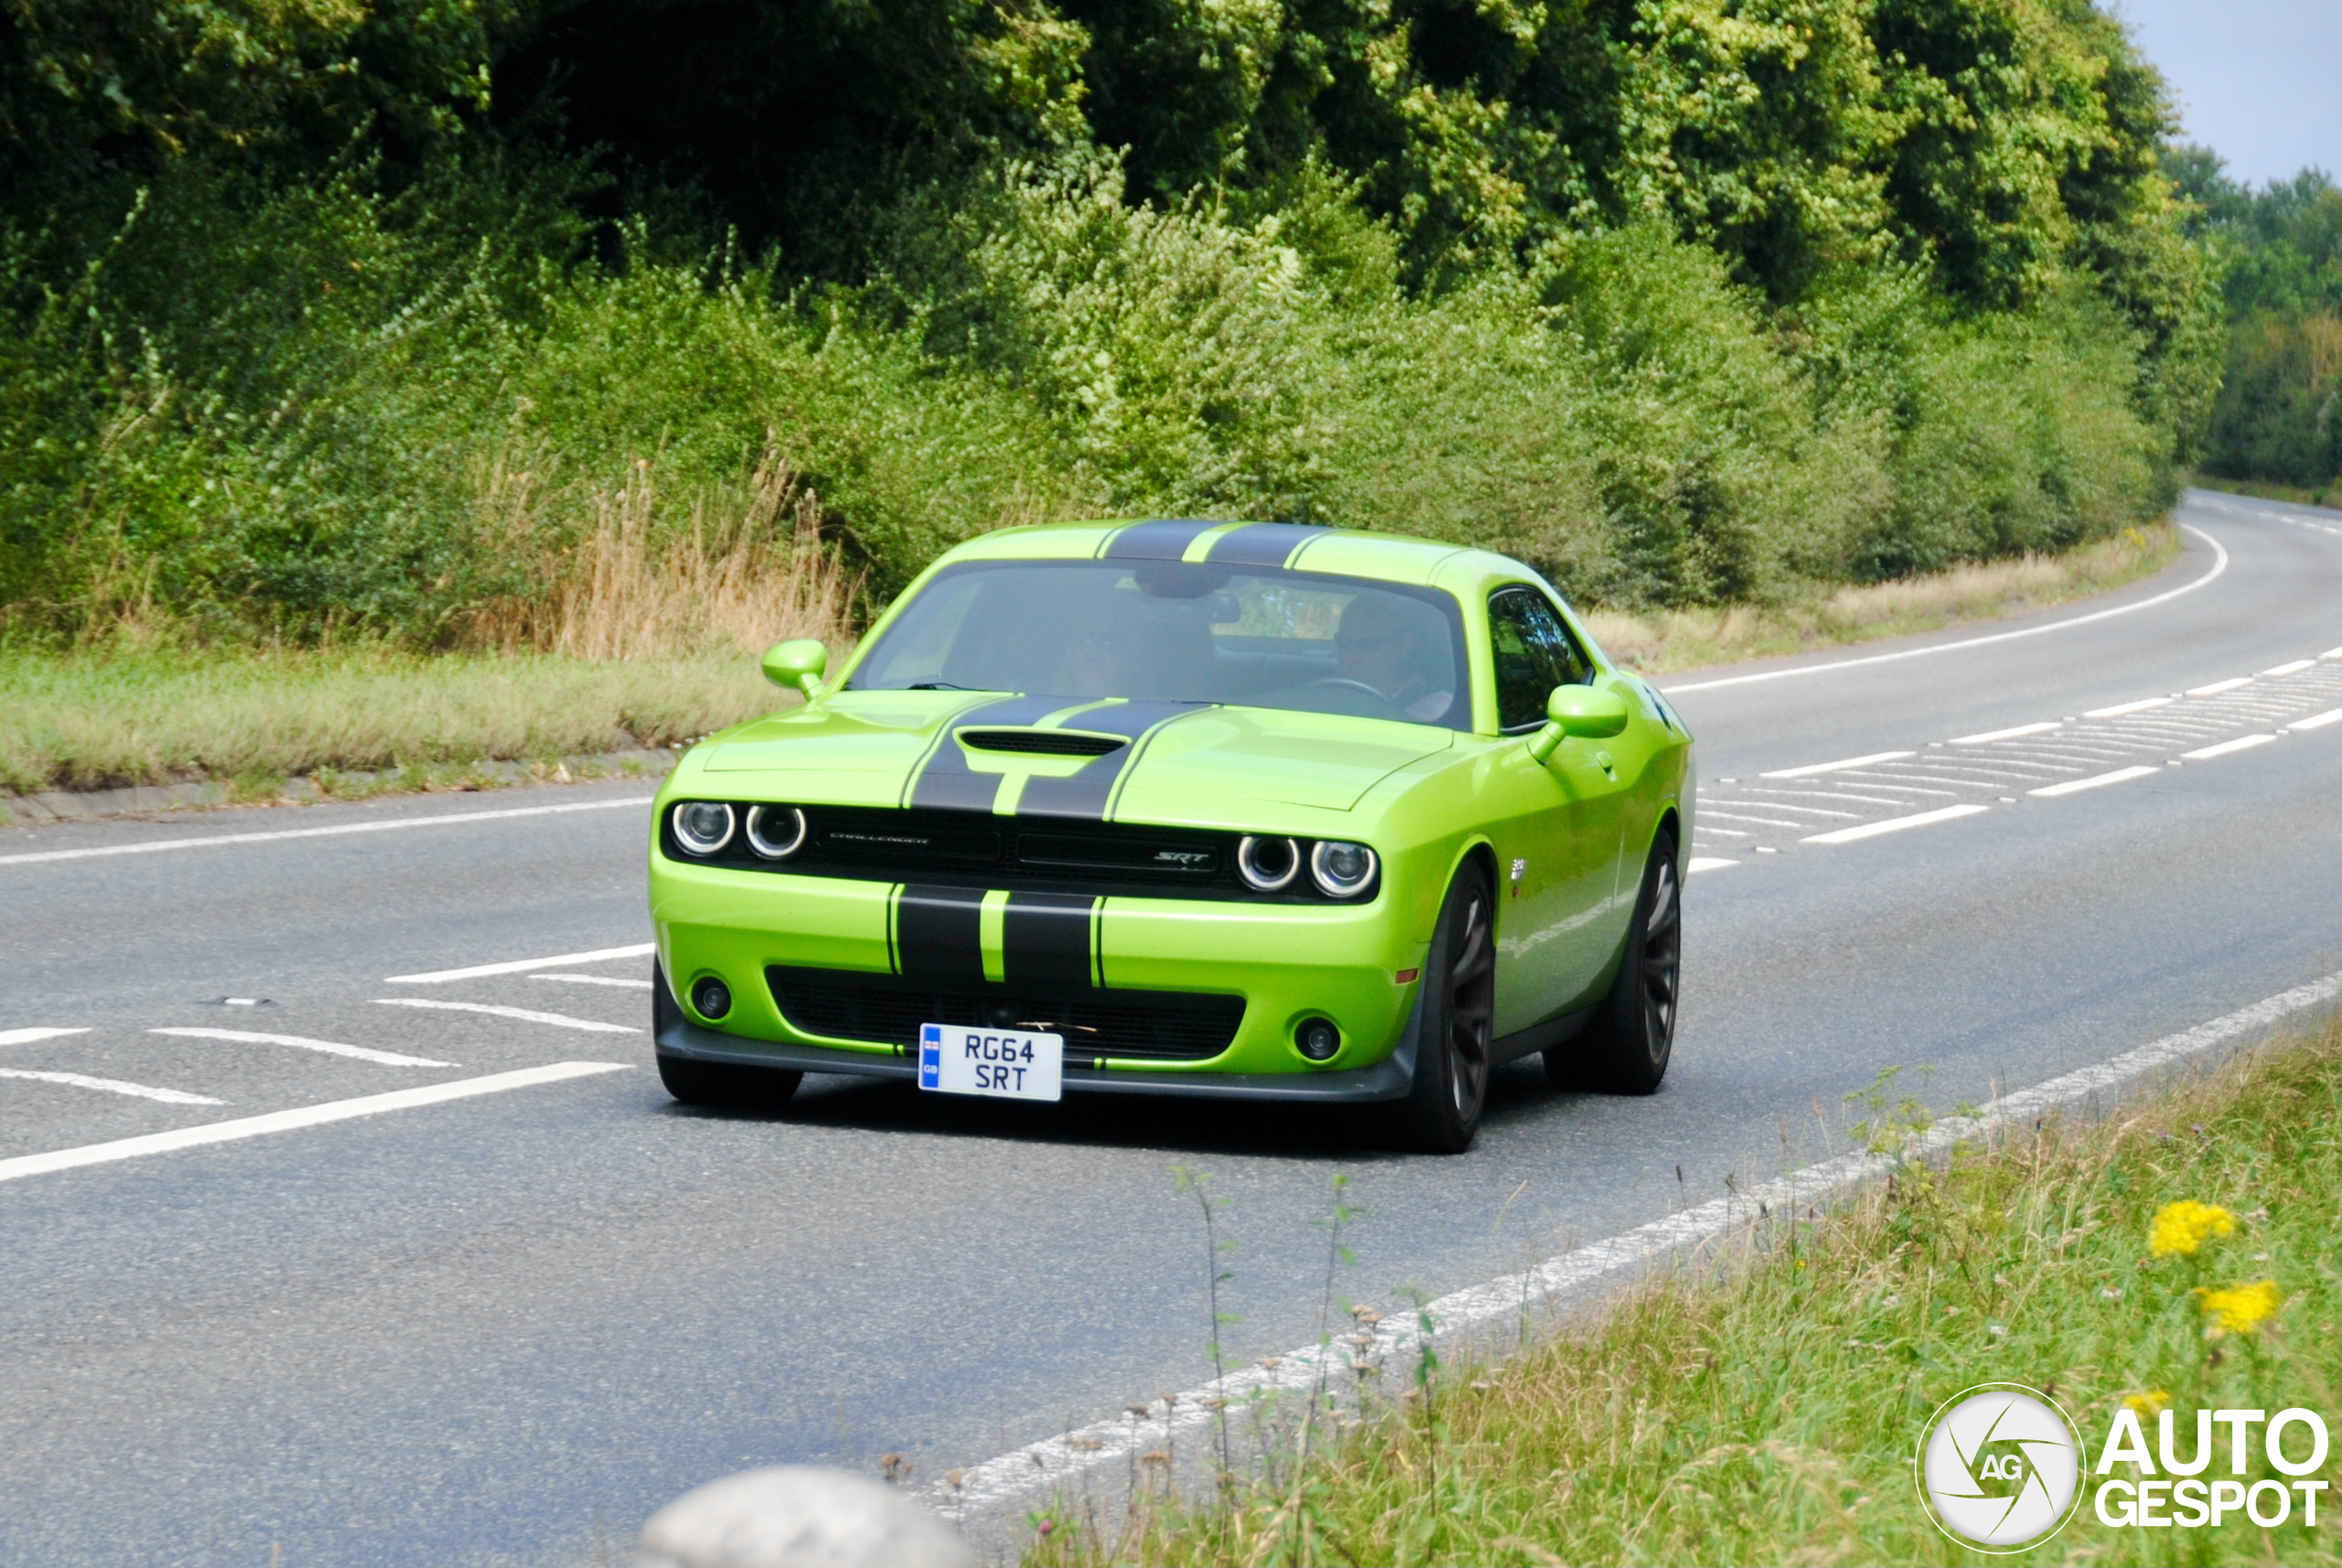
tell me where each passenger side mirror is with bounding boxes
[1527,684,1628,763]
[761,639,828,700]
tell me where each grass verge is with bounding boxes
[1034,1017,2340,1565]
[1584,523,2180,676]
[2189,475,2342,512]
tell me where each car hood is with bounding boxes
[701,693,1454,814]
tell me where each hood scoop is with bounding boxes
[958,728,1126,757]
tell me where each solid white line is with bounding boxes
[1660,524,2229,693]
[2181,734,2279,761]
[1686,858,1739,875]
[1803,803,1990,844]
[932,967,2342,1527]
[1950,721,2060,745]
[0,1027,91,1047]
[0,1061,630,1185]
[0,1069,222,1106]
[2287,707,2342,732]
[2187,677,2251,696]
[2029,766,2161,799]
[149,1027,454,1069]
[373,999,640,1034]
[532,973,656,990]
[0,797,654,870]
[2261,660,2315,677]
[2324,645,2342,660]
[2086,696,2174,718]
[385,942,656,984]
[1757,750,1914,779]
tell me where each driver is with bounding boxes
[1335,595,1454,723]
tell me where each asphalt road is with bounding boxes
[4,489,2339,1566]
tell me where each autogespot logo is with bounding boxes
[1916,1383,2085,1552]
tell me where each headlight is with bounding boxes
[671,800,736,856]
[744,804,808,860]
[1308,840,1378,897]
[1236,834,1300,892]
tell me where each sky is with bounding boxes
[2112,0,2342,188]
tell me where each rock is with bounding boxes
[637,1466,972,1568]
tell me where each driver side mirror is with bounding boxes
[761,639,828,700]
[1527,684,1628,764]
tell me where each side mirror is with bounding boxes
[1527,684,1628,763]
[761,639,828,700]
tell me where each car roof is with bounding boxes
[940,519,1532,591]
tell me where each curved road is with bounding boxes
[3,489,2339,1565]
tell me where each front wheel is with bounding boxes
[1389,863,1496,1154]
[1550,832,1680,1095]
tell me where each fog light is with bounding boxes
[691,976,732,1021]
[671,800,736,856]
[1295,1017,1340,1061]
[1237,834,1300,892]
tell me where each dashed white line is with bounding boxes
[2288,707,2342,732]
[372,999,641,1034]
[0,1069,222,1106]
[2029,766,2162,799]
[0,797,655,869]
[150,1027,454,1069]
[532,973,656,990]
[2187,677,2252,696]
[2325,645,2342,660]
[2181,734,2280,761]
[1757,750,1914,779]
[1686,857,1738,875]
[2261,660,2316,677]
[384,942,656,984]
[0,1062,631,1184]
[1803,803,1991,845]
[0,1027,91,1047]
[1950,721,2060,745]
[2085,696,2174,718]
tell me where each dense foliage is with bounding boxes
[1,0,2222,645]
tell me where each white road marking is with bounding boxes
[0,797,654,869]
[2325,645,2342,660]
[372,999,641,1034]
[384,942,656,984]
[934,966,2342,1529]
[2287,707,2342,732]
[2187,677,2251,696]
[0,1027,91,1047]
[2029,766,2161,799]
[1685,857,1738,875]
[1803,803,1991,844]
[0,1069,222,1106]
[1950,721,2060,745]
[2085,696,2174,717]
[149,1027,454,1069]
[2261,660,2315,677]
[1757,750,1914,779]
[0,1062,630,1185]
[2181,734,2279,761]
[1660,523,2229,693]
[532,973,656,990]
[1693,810,1812,831]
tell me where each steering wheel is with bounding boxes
[1303,676,1408,719]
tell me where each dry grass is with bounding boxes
[1583,524,2182,675]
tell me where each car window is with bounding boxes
[1488,585,1593,731]
[846,559,1471,729]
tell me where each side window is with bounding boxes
[1488,586,1593,731]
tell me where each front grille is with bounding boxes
[767,966,1245,1062]
[958,729,1126,757]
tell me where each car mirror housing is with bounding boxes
[761,639,829,699]
[1527,684,1629,762]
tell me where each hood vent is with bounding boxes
[958,729,1125,757]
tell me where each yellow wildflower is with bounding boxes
[2194,1280,2282,1338]
[2122,1391,2172,1416]
[2149,1200,2237,1258]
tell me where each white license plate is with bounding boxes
[918,1022,1063,1102]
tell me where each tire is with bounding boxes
[652,961,802,1110]
[1389,862,1497,1154]
[1550,831,1680,1095]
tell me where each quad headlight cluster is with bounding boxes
[1236,834,1380,899]
[669,800,808,861]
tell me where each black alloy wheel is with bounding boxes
[1391,863,1497,1153]
[1552,832,1680,1095]
[652,961,803,1110]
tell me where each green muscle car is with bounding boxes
[648,519,1693,1152]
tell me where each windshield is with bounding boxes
[847,559,1471,729]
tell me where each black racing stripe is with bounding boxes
[896,885,986,981]
[1101,519,1222,560]
[1016,701,1206,821]
[1206,521,1323,567]
[1002,892,1098,991]
[907,694,1069,811]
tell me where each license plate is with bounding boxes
[918,1022,1063,1102]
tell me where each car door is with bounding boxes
[1481,585,1629,1035]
